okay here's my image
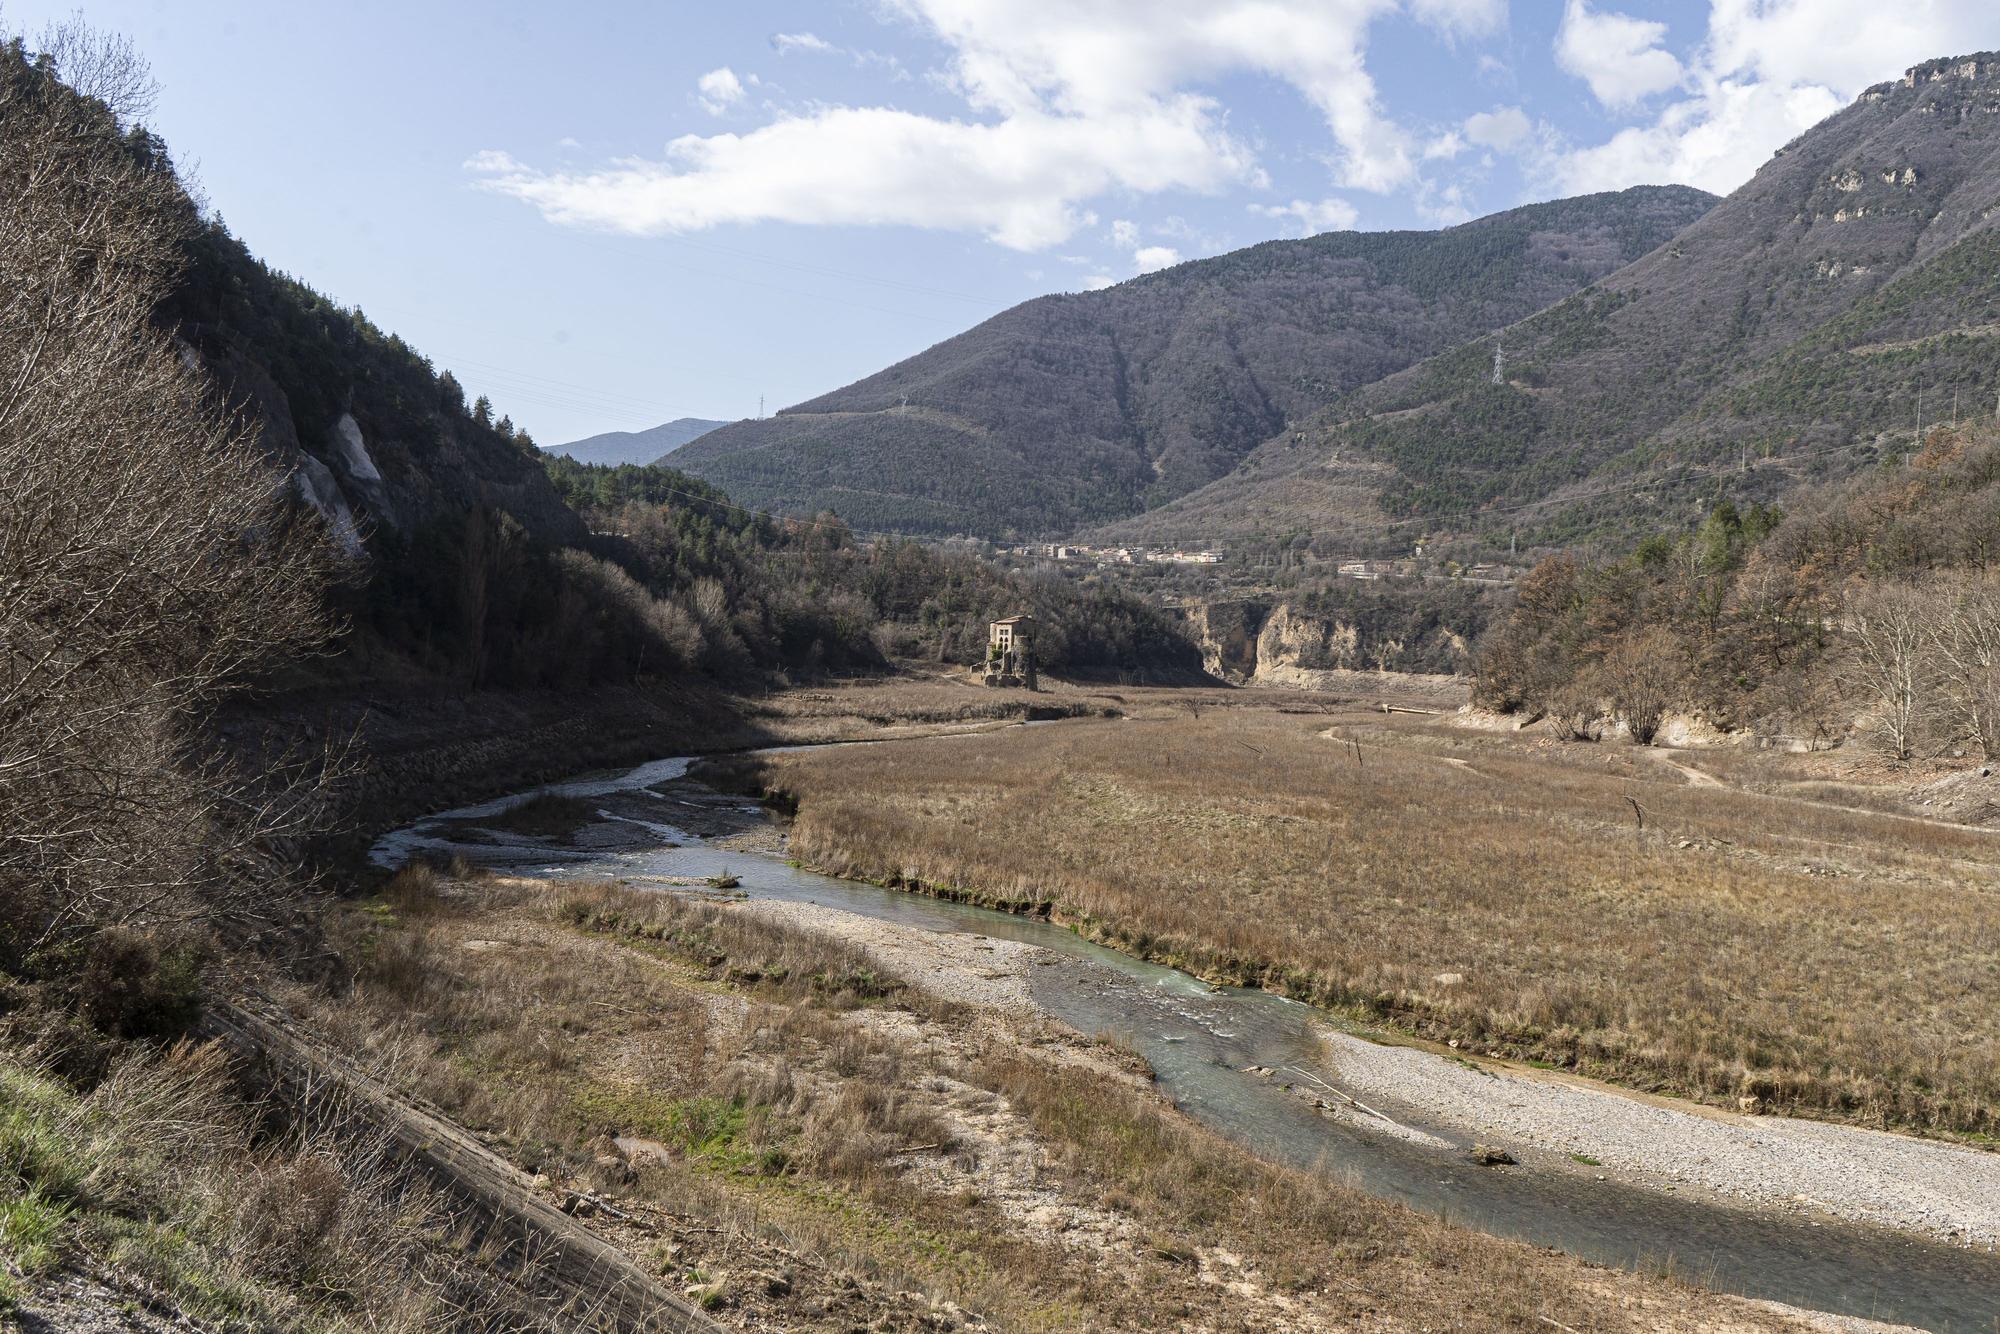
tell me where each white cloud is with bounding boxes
[1110,218,1140,248]
[475,1,1435,252]
[1550,0,1996,198]
[1422,130,1466,161]
[1552,79,1839,196]
[463,149,521,174]
[1133,244,1182,271]
[472,102,1256,251]
[1463,104,1530,150]
[1554,1,1682,108]
[1408,0,1507,41]
[1082,274,1118,290]
[773,32,835,55]
[892,1,1414,191]
[696,66,746,115]
[1249,196,1361,235]
[1415,180,1474,224]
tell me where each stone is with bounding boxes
[1738,1095,1764,1115]
[1470,1143,1517,1166]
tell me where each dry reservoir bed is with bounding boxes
[760,703,2000,1142]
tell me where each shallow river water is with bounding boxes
[374,754,2000,1332]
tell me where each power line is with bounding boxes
[1140,432,1901,552]
[613,430,1899,559]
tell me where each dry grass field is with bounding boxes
[293,867,1802,1331]
[762,705,2000,1137]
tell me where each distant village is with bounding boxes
[1003,542,1519,585]
[1009,543,1225,565]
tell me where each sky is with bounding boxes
[10,1,1997,446]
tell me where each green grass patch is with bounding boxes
[0,1066,90,1202]
[568,1088,775,1174]
[1568,1152,1602,1167]
[0,1190,73,1274]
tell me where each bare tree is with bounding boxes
[0,36,335,963]
[1844,582,1935,763]
[1599,626,1683,746]
[1547,675,1605,742]
[1924,573,2000,760]
[32,15,158,123]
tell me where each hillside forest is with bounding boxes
[1477,424,2000,762]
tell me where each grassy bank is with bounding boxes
[0,1036,543,1328]
[762,709,2000,1138]
[293,867,1795,1331]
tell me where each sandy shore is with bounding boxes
[731,897,1042,1013]
[732,886,2000,1256]
[1319,1030,2000,1248]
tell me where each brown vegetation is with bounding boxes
[0,1036,550,1328]
[1478,430,2000,760]
[0,28,337,973]
[763,709,2000,1136]
[296,869,1797,1331]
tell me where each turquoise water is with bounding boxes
[376,755,2000,1332]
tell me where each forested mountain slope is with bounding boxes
[1110,52,2000,551]
[671,187,1715,537]
[36,52,1193,693]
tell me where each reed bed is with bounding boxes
[767,711,2000,1136]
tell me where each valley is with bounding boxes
[328,676,2000,1330]
[11,14,2000,1334]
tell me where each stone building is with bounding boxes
[983,614,1037,689]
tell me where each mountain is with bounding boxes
[552,417,729,467]
[1106,52,2000,552]
[167,238,585,559]
[669,186,1717,538]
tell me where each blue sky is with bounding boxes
[11,1,1996,445]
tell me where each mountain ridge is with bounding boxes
[1101,50,2000,552]
[553,416,729,467]
[670,186,1718,537]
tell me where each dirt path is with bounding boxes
[1647,747,1727,787]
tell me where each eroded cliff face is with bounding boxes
[1183,597,1476,687]
[1181,600,1368,684]
[1257,604,1360,681]
[1179,601,1268,682]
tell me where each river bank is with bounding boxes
[738,875,2000,1250]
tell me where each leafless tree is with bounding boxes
[32,15,157,123]
[0,35,336,963]
[1923,572,2000,760]
[1600,626,1683,746]
[1547,676,1604,742]
[1843,582,1935,763]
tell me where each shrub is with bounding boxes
[77,930,205,1039]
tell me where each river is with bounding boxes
[373,753,2000,1332]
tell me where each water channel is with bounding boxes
[374,753,2000,1332]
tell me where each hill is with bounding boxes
[552,416,728,466]
[1107,52,2000,553]
[670,186,1716,537]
